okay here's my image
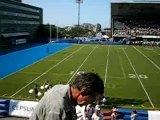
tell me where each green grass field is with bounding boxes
[0,44,160,109]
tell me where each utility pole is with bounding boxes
[57,26,58,41]
[76,0,83,43]
[49,24,52,42]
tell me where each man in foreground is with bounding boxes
[30,72,104,120]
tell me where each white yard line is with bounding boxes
[118,47,126,79]
[151,50,160,56]
[144,47,160,56]
[133,46,160,71]
[104,46,110,86]
[70,71,74,75]
[11,46,84,97]
[123,49,155,108]
[67,45,98,84]
[2,94,7,96]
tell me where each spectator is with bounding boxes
[30,72,104,120]
[91,105,103,120]
[86,104,95,120]
[111,108,118,120]
[33,84,39,100]
[76,105,86,120]
[116,112,124,120]
[130,110,138,120]
[110,106,124,120]
[80,108,89,120]
[43,80,50,90]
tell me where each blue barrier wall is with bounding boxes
[51,39,123,45]
[0,99,9,116]
[1,98,160,119]
[118,108,148,120]
[0,43,72,78]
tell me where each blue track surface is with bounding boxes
[0,43,72,78]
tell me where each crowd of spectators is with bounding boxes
[114,18,160,36]
[126,40,160,47]
[76,104,103,120]
[76,103,140,120]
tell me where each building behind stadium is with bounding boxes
[0,0,43,47]
[111,1,160,41]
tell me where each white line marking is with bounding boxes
[133,46,160,71]
[2,94,7,96]
[70,71,74,75]
[11,46,84,97]
[144,47,160,56]
[104,46,110,86]
[152,50,160,56]
[67,45,98,84]
[123,49,155,108]
[118,47,126,79]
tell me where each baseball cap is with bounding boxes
[112,108,118,112]
[86,104,91,111]
[95,105,101,111]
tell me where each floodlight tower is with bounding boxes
[76,0,83,43]
[49,24,52,42]
[57,25,58,41]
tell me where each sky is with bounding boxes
[22,0,133,28]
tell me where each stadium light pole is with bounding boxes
[49,24,52,43]
[76,0,83,43]
[57,25,58,41]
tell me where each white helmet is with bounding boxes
[102,98,107,103]
[29,89,34,94]
[45,84,49,89]
[38,92,42,97]
[40,85,44,90]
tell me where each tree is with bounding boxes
[66,26,94,38]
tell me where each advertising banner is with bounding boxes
[9,99,38,118]
[148,111,160,120]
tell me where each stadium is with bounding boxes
[111,2,160,44]
[0,0,160,120]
